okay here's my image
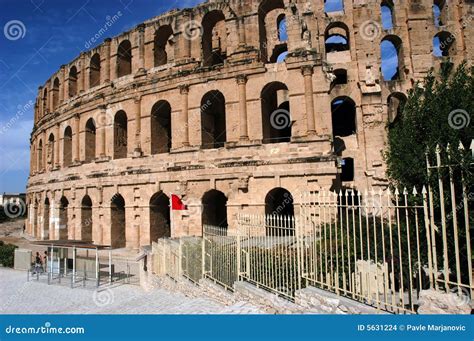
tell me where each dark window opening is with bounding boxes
[202,190,228,229]
[117,40,132,77]
[340,158,354,182]
[261,82,292,144]
[151,101,172,154]
[332,97,356,137]
[114,111,128,159]
[201,90,226,149]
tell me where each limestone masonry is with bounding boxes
[26,0,473,248]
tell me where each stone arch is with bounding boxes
[202,10,227,67]
[151,100,172,154]
[331,96,356,137]
[114,110,128,159]
[52,77,60,110]
[47,133,55,168]
[258,0,285,63]
[117,40,132,77]
[381,35,403,81]
[89,53,101,88]
[85,118,96,163]
[110,194,126,248]
[149,192,170,242]
[81,195,93,242]
[69,66,78,97]
[154,25,174,67]
[63,126,73,167]
[38,139,43,171]
[43,197,50,240]
[265,187,294,234]
[433,0,446,27]
[261,81,291,144]
[387,92,407,124]
[433,31,456,57]
[201,90,226,149]
[202,189,228,229]
[325,22,350,53]
[59,196,69,240]
[381,0,394,29]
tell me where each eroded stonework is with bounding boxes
[26,0,473,248]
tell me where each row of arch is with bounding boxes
[35,187,295,246]
[38,1,453,118]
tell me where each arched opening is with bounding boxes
[325,22,350,53]
[387,92,407,124]
[258,0,285,63]
[265,187,294,234]
[85,118,96,163]
[202,190,228,228]
[261,82,291,144]
[270,45,288,63]
[89,53,101,88]
[43,197,50,240]
[381,1,394,30]
[117,40,132,77]
[150,100,172,154]
[154,25,173,67]
[277,14,287,42]
[59,196,69,240]
[201,90,226,149]
[433,0,446,27]
[52,78,60,110]
[202,10,227,67]
[42,88,48,115]
[38,140,43,171]
[63,126,72,167]
[110,194,126,248]
[149,192,170,242]
[381,35,402,81]
[340,157,355,182]
[324,0,344,13]
[331,97,356,137]
[433,31,455,57]
[114,111,128,159]
[47,133,55,168]
[68,66,78,97]
[81,195,93,242]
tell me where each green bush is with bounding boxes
[0,243,18,268]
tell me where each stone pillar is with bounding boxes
[103,38,111,82]
[137,24,145,73]
[134,97,142,154]
[59,65,65,102]
[42,130,47,172]
[80,53,86,93]
[49,83,54,112]
[302,66,316,135]
[179,85,190,146]
[236,75,249,140]
[73,114,80,163]
[62,66,68,100]
[54,124,60,168]
[98,105,107,158]
[238,16,246,47]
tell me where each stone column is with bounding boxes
[103,38,111,82]
[62,66,68,100]
[42,130,47,171]
[49,83,54,112]
[134,97,142,154]
[179,85,190,146]
[80,53,86,93]
[54,124,60,168]
[73,114,80,163]
[98,105,107,158]
[302,66,316,135]
[236,75,249,140]
[137,24,145,73]
[59,65,65,102]
[238,16,246,47]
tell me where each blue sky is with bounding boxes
[0,0,203,193]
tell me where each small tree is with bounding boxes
[385,63,473,189]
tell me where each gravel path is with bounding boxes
[0,268,263,314]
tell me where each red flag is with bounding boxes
[171,194,186,210]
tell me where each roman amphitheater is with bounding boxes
[25,0,472,248]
